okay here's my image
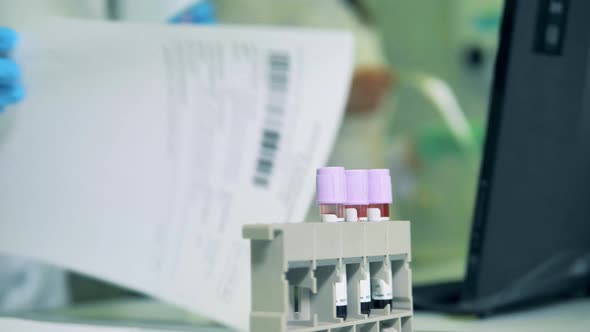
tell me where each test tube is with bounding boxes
[344,169,371,315]
[367,169,392,221]
[316,167,346,222]
[367,169,394,309]
[316,166,348,319]
[344,169,369,222]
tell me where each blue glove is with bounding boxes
[0,27,24,113]
[169,0,217,24]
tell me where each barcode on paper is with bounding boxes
[253,52,290,187]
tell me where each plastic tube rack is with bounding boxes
[243,221,413,332]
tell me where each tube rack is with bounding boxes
[243,221,413,332]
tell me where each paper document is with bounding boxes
[0,19,353,331]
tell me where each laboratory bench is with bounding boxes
[14,296,590,332]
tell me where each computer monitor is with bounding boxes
[414,0,590,314]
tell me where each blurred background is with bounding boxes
[0,0,504,309]
[327,0,502,285]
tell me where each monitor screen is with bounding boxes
[465,0,590,304]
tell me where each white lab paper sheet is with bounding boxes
[0,19,354,331]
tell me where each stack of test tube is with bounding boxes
[316,167,394,319]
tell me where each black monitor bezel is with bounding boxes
[462,0,518,301]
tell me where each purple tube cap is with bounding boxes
[316,167,346,204]
[345,169,368,205]
[368,169,392,204]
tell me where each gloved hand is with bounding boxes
[169,0,217,24]
[0,27,24,113]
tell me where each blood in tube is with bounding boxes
[368,203,390,221]
[367,169,393,222]
[319,204,345,222]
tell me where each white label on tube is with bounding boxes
[367,208,381,221]
[335,266,348,306]
[371,260,393,300]
[371,278,393,300]
[359,280,371,303]
[345,208,358,222]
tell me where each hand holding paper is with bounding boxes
[0,27,24,112]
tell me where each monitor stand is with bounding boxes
[413,281,467,313]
